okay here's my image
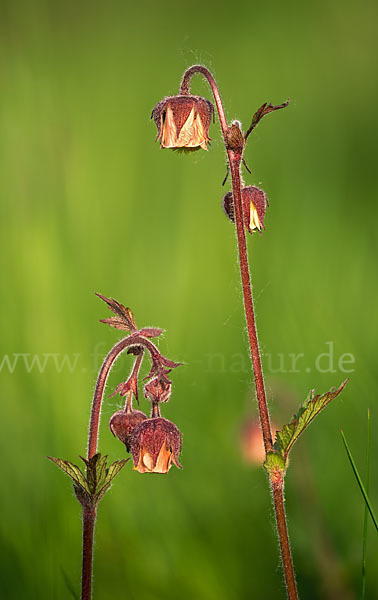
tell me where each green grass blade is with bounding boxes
[341,429,378,535]
[361,409,370,600]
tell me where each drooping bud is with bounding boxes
[109,409,147,452]
[225,121,245,153]
[151,95,214,151]
[223,186,268,233]
[129,417,182,474]
[144,376,172,404]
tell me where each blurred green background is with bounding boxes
[1,0,378,598]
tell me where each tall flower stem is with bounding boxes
[180,65,298,599]
[81,333,160,600]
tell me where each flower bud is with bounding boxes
[109,409,147,452]
[152,95,214,151]
[144,376,171,403]
[223,186,268,233]
[129,417,182,474]
[225,121,245,153]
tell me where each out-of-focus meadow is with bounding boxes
[1,0,378,598]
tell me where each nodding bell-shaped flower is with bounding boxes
[152,95,214,151]
[223,186,268,234]
[129,417,182,474]
[109,409,147,452]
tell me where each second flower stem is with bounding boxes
[180,65,298,599]
[229,158,273,454]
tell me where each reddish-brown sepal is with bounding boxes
[109,376,138,400]
[144,376,172,403]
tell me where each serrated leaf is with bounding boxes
[82,453,108,494]
[96,293,137,331]
[99,317,133,331]
[106,459,129,482]
[94,459,129,504]
[274,380,348,462]
[50,453,129,507]
[48,457,90,493]
[96,455,108,485]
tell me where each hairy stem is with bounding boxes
[81,506,97,600]
[272,480,298,600]
[180,65,273,452]
[87,333,159,459]
[229,158,273,453]
[83,332,160,599]
[180,65,298,599]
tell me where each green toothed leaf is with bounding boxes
[94,459,129,504]
[48,453,129,507]
[48,457,90,493]
[274,380,348,464]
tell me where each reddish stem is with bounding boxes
[81,506,96,600]
[82,332,160,600]
[229,158,273,453]
[180,65,298,599]
[87,333,159,459]
[272,480,298,600]
[181,65,273,453]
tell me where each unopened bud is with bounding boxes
[144,376,172,403]
[225,121,245,153]
[109,409,147,452]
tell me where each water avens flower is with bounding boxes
[152,95,214,150]
[223,185,268,233]
[130,417,182,474]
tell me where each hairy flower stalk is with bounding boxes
[49,294,182,600]
[153,66,297,598]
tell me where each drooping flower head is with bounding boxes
[223,186,268,234]
[152,95,214,151]
[109,409,147,452]
[129,417,182,474]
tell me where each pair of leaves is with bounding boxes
[48,453,128,508]
[264,380,347,477]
